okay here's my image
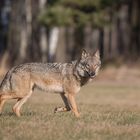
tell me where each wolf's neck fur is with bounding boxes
[71,61,90,86]
[73,72,90,86]
[47,60,89,86]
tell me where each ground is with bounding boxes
[0,65,140,140]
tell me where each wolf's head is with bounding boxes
[75,49,101,79]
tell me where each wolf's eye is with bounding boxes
[94,64,98,68]
[95,63,101,68]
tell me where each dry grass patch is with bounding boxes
[0,81,140,140]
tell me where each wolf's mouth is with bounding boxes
[90,75,96,79]
[87,73,96,79]
[84,71,96,79]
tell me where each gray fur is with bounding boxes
[0,49,101,117]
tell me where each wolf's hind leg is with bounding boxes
[13,96,29,117]
[0,94,14,114]
[13,97,29,117]
[12,98,22,116]
[13,91,32,117]
[0,95,6,114]
[54,93,71,113]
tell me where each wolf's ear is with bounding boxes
[81,49,89,59]
[94,49,100,59]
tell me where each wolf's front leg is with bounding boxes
[67,94,80,118]
[54,93,71,113]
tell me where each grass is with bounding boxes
[0,81,140,140]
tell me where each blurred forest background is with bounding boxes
[1,1,140,139]
[0,0,140,71]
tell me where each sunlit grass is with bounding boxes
[0,82,140,140]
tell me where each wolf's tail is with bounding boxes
[0,67,15,92]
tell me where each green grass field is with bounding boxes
[0,81,140,140]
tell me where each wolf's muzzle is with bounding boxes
[89,72,95,77]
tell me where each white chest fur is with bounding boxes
[35,82,64,93]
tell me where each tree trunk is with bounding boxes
[108,9,113,58]
[7,0,26,65]
[39,0,48,62]
[128,0,140,59]
[99,28,104,60]
[19,0,32,61]
[48,27,59,62]
[84,26,93,51]
[72,27,84,60]
[65,27,75,61]
[0,0,10,70]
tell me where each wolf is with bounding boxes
[0,49,101,117]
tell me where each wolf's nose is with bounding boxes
[90,72,95,77]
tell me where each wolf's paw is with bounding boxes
[54,107,58,113]
[54,107,67,113]
[75,112,80,118]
